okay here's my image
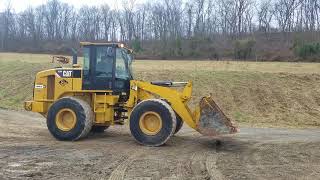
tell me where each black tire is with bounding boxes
[47,97,93,141]
[91,126,109,133]
[129,99,177,146]
[174,114,184,134]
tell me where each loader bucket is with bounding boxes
[196,96,239,136]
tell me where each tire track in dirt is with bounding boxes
[206,152,225,180]
[189,150,210,179]
[108,150,144,180]
[172,132,211,179]
[176,161,190,179]
[173,131,226,179]
[241,142,263,179]
[173,139,196,179]
[175,147,191,179]
[186,139,223,179]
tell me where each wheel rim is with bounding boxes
[139,111,162,135]
[55,108,77,131]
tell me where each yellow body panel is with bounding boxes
[72,78,82,90]
[25,101,46,113]
[54,77,73,99]
[93,94,119,124]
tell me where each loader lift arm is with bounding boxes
[127,80,199,129]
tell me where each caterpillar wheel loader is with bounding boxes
[24,42,238,146]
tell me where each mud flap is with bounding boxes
[197,96,239,136]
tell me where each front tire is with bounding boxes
[47,97,93,141]
[129,99,177,146]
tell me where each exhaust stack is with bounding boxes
[71,48,78,65]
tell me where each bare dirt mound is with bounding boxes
[0,109,319,180]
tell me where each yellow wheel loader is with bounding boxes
[24,42,238,146]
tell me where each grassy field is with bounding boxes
[0,52,319,128]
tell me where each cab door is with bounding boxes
[82,45,115,90]
[114,48,132,94]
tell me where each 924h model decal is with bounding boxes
[55,70,81,78]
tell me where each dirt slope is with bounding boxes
[0,109,319,180]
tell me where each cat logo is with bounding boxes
[63,70,72,77]
[56,70,73,78]
[59,79,68,86]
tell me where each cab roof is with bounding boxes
[80,42,133,52]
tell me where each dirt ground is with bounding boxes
[0,109,319,180]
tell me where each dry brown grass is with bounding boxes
[0,53,319,128]
[134,60,320,74]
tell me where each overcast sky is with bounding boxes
[0,0,148,12]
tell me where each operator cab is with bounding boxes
[80,42,133,95]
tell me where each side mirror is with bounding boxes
[127,50,135,62]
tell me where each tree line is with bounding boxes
[1,0,320,60]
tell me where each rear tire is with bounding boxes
[47,97,93,141]
[129,99,176,146]
[91,126,109,133]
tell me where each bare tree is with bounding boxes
[185,2,193,38]
[274,0,300,32]
[235,0,253,35]
[101,4,111,41]
[193,0,205,36]
[1,2,15,49]
[1,0,320,59]
[258,1,274,34]
[43,0,61,40]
